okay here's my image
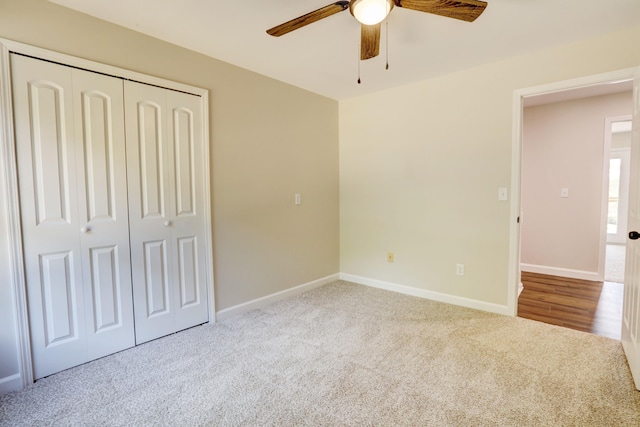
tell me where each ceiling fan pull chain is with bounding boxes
[384,21,389,70]
[357,40,362,84]
[386,21,389,70]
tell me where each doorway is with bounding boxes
[508,69,636,335]
[517,92,632,339]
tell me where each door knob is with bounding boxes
[630,231,640,240]
[80,226,91,234]
[164,221,172,227]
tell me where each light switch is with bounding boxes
[560,188,569,198]
[498,187,508,201]
[294,193,301,205]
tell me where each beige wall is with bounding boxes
[521,93,632,276]
[339,25,640,307]
[0,0,339,390]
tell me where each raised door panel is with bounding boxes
[143,240,171,317]
[124,80,175,344]
[89,246,121,330]
[72,69,135,359]
[28,81,71,226]
[173,107,195,217]
[40,251,78,346]
[139,101,166,219]
[177,236,199,307]
[11,54,86,378]
[14,62,76,235]
[81,91,114,221]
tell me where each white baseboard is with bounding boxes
[0,373,22,395]
[215,274,340,321]
[520,263,603,282]
[216,271,515,322]
[339,273,513,316]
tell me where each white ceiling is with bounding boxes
[49,0,640,100]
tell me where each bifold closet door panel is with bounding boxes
[11,54,135,378]
[124,81,175,344]
[71,69,135,360]
[166,89,208,332]
[12,55,86,379]
[125,81,208,344]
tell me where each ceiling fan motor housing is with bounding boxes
[349,0,395,25]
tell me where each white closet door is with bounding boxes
[12,55,86,379]
[71,69,135,360]
[125,81,208,344]
[167,89,208,332]
[11,54,134,378]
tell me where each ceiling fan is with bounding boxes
[267,0,488,61]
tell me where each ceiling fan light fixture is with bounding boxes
[350,0,393,26]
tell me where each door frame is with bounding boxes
[0,38,216,388]
[508,68,637,315]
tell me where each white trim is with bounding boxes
[0,38,215,390]
[520,263,601,282]
[0,38,202,95]
[215,274,340,321]
[201,93,216,325]
[0,374,23,395]
[510,68,637,315]
[507,88,524,317]
[599,117,613,277]
[0,42,32,389]
[514,69,635,100]
[341,273,513,316]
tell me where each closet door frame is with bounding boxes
[0,38,216,388]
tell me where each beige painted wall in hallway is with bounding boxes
[521,92,632,275]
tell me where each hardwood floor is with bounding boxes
[518,271,623,340]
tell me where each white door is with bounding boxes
[166,89,209,333]
[125,81,208,344]
[622,67,640,390]
[11,55,134,378]
[72,68,135,360]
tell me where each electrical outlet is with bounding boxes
[387,252,394,263]
[498,187,508,201]
[294,193,301,205]
[456,264,465,276]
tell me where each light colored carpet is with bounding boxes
[606,244,626,283]
[1,281,639,426]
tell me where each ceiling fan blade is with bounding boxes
[394,0,487,22]
[267,1,350,37]
[361,23,381,60]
